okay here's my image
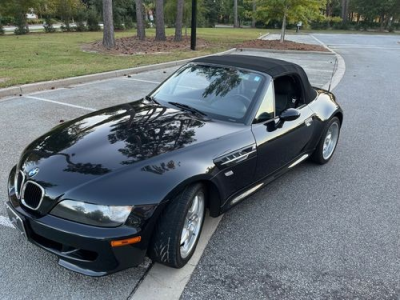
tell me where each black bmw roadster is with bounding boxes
[6,55,343,276]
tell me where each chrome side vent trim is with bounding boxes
[215,144,257,167]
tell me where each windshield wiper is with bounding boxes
[168,102,208,118]
[145,95,160,105]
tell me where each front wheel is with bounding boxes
[149,183,206,268]
[311,116,341,164]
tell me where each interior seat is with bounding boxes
[274,77,298,116]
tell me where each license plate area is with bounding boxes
[5,203,27,239]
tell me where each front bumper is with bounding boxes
[6,200,148,276]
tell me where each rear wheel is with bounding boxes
[311,116,341,164]
[149,183,206,268]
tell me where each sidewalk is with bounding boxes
[261,33,322,45]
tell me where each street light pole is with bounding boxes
[191,0,197,50]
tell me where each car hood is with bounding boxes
[19,100,244,200]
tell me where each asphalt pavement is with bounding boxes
[182,34,400,299]
[2,34,398,299]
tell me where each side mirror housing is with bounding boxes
[275,108,301,129]
[280,108,301,122]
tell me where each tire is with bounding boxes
[310,116,341,165]
[149,183,206,268]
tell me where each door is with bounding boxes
[251,77,316,180]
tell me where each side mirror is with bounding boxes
[275,108,301,129]
[280,108,301,122]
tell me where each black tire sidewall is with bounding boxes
[149,183,206,268]
[313,117,341,164]
[175,184,206,266]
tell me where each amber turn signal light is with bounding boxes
[111,236,141,247]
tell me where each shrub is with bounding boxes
[0,16,4,35]
[125,17,134,30]
[14,14,29,35]
[27,18,43,25]
[87,9,100,31]
[113,13,125,30]
[61,21,74,32]
[311,17,342,30]
[43,16,56,33]
[1,16,14,25]
[75,11,87,32]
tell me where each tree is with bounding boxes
[252,0,256,27]
[135,0,145,40]
[234,0,239,27]
[0,16,4,35]
[155,0,166,41]
[341,0,349,22]
[102,0,115,49]
[255,0,325,42]
[203,0,221,27]
[175,0,184,41]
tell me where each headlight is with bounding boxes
[51,200,132,228]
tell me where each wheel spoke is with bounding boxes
[180,191,205,259]
[322,122,340,160]
[180,228,189,246]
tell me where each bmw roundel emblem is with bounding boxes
[28,167,39,177]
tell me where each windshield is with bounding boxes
[151,64,265,123]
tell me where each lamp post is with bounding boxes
[191,0,197,50]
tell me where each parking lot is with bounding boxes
[0,47,336,299]
[1,33,399,299]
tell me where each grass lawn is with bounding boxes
[0,28,272,88]
[1,27,397,88]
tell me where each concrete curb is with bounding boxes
[310,35,346,91]
[235,47,334,55]
[258,32,270,40]
[0,48,237,100]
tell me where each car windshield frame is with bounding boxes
[149,63,271,125]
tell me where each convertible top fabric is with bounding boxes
[193,54,317,104]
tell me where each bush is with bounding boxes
[75,11,87,32]
[1,16,14,25]
[27,18,43,25]
[311,17,342,30]
[388,26,394,33]
[14,14,29,35]
[0,16,4,35]
[43,16,56,33]
[125,17,134,30]
[114,13,125,30]
[87,9,100,31]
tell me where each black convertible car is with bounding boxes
[6,55,343,276]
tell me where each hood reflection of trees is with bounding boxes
[29,116,114,176]
[107,104,204,165]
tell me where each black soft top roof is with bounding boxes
[193,54,317,103]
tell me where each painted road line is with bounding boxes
[329,46,400,50]
[0,216,14,229]
[123,78,161,84]
[25,96,96,111]
[311,35,346,92]
[131,213,223,300]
